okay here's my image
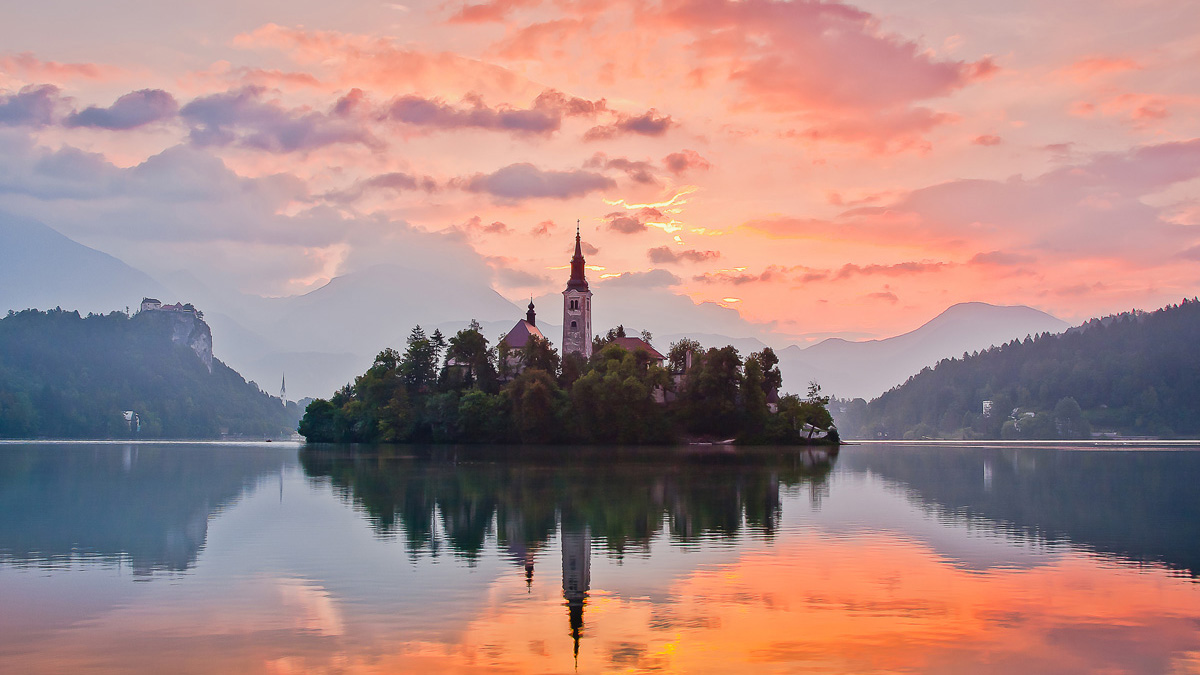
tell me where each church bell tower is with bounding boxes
[562,220,593,359]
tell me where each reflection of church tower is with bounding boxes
[561,523,591,661]
[562,221,593,359]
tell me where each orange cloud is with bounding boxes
[1062,55,1142,82]
[0,52,120,82]
[446,0,541,23]
[233,24,541,101]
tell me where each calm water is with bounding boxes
[2,441,1199,674]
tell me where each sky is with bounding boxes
[2,0,1199,342]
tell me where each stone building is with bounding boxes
[561,222,593,360]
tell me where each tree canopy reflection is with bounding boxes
[299,445,837,559]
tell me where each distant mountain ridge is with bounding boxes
[837,299,1200,440]
[776,302,1069,400]
[2,214,1072,401]
[0,211,165,315]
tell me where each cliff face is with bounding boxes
[0,307,300,439]
[163,311,213,373]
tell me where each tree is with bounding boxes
[747,348,782,397]
[520,335,561,376]
[740,357,768,441]
[593,325,627,351]
[569,342,671,443]
[668,338,701,372]
[679,346,743,437]
[505,369,566,444]
[1053,396,1089,439]
[806,381,830,406]
[400,326,438,393]
[444,324,498,392]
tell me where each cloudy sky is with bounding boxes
[2,0,1199,341]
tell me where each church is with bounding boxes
[501,222,662,366]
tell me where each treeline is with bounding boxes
[0,308,301,438]
[299,322,837,445]
[836,298,1200,439]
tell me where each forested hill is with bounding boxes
[836,299,1200,440]
[0,308,301,439]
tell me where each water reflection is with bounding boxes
[299,445,835,554]
[299,443,838,659]
[0,442,291,573]
[840,443,1200,575]
[1,442,1199,674]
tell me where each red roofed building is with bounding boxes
[500,301,545,378]
[609,337,665,366]
[501,301,545,350]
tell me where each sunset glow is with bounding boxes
[2,0,1199,340]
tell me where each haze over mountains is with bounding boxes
[3,212,1069,400]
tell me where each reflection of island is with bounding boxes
[300,445,836,556]
[839,444,1200,576]
[299,444,837,663]
[0,443,292,573]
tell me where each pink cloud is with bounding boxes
[179,86,382,153]
[693,266,792,284]
[446,0,541,23]
[657,0,995,113]
[648,246,720,263]
[603,207,665,234]
[234,24,539,100]
[834,261,949,279]
[321,171,439,203]
[786,107,956,155]
[0,52,119,82]
[457,215,511,235]
[1062,56,1141,82]
[183,61,323,93]
[0,84,66,127]
[973,134,1002,146]
[663,149,711,175]
[584,152,658,184]
[65,89,178,130]
[491,18,592,61]
[531,219,557,236]
[1071,93,1172,127]
[584,109,674,141]
[384,89,604,137]
[969,251,1036,266]
[457,162,615,200]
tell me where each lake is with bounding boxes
[1,441,1199,674]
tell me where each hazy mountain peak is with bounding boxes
[780,302,1069,399]
[0,211,163,315]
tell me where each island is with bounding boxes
[300,226,838,446]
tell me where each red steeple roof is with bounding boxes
[567,220,589,292]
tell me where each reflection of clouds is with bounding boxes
[328,532,1200,674]
[275,577,344,636]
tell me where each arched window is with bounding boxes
[571,320,577,329]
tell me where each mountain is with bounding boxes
[839,299,1200,440]
[0,307,301,438]
[0,212,165,315]
[0,216,1074,403]
[777,302,1069,399]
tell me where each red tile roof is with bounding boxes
[501,319,545,349]
[611,336,665,361]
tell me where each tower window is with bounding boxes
[570,299,579,311]
[571,320,577,329]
